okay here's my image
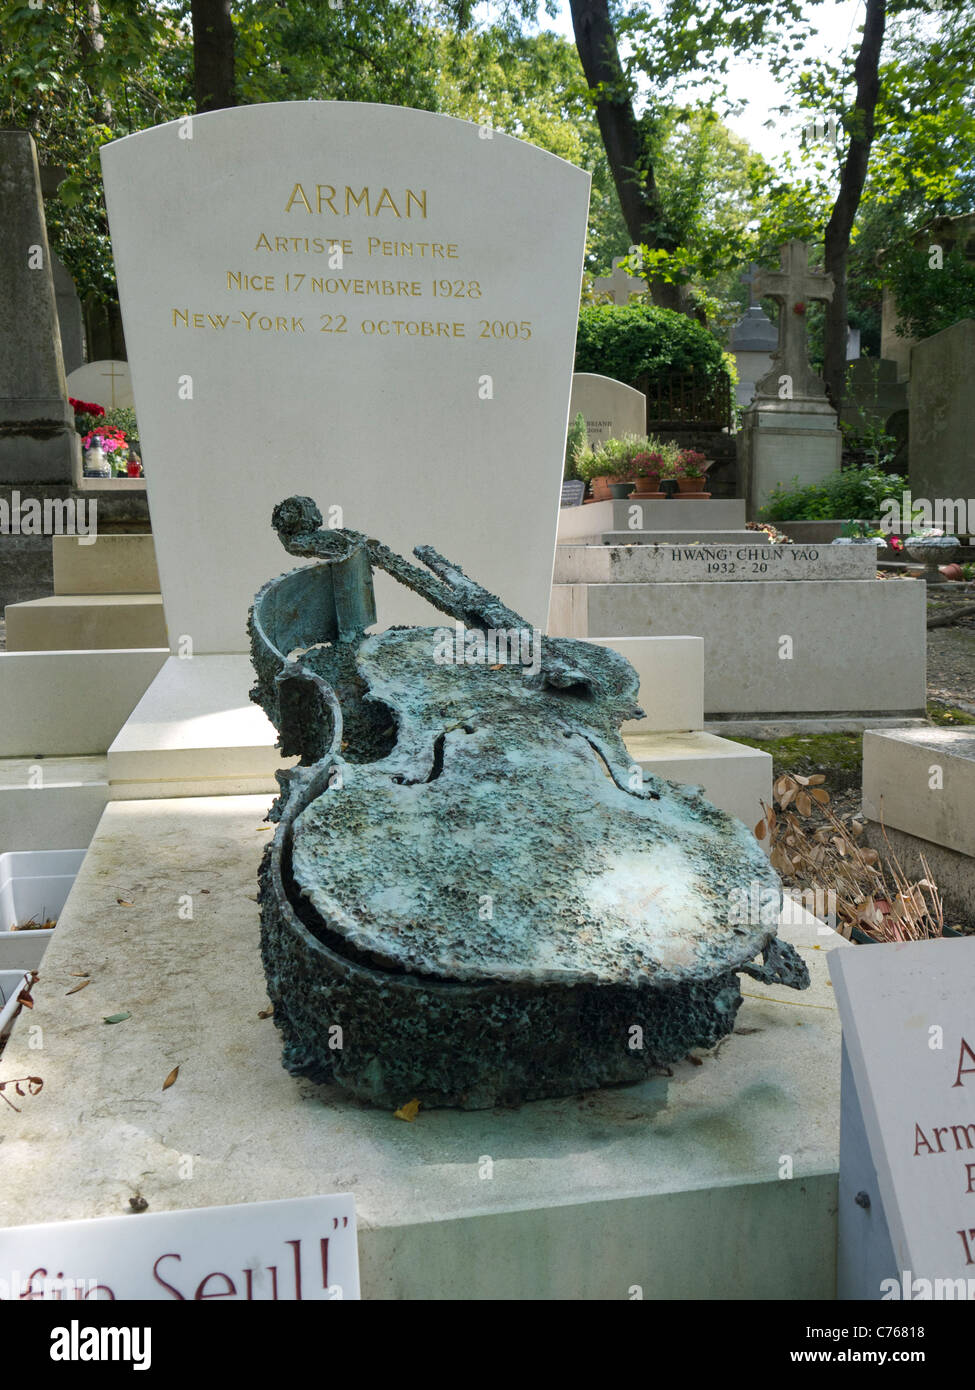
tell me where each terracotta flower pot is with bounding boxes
[677,475,706,493]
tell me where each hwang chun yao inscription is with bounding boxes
[671,545,819,576]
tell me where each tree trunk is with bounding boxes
[192,0,236,114]
[823,0,886,417]
[78,3,113,127]
[568,0,683,312]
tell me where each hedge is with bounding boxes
[574,302,727,386]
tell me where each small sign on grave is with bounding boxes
[560,479,585,507]
[830,937,975,1298]
[0,1193,359,1300]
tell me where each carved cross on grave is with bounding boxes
[100,361,125,409]
[593,255,647,305]
[752,240,834,405]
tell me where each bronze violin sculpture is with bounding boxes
[249,496,809,1109]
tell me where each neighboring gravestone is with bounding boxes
[841,357,908,432]
[830,938,975,1299]
[569,373,646,445]
[51,252,85,376]
[908,319,975,508]
[101,103,590,648]
[0,131,79,483]
[737,240,843,516]
[66,360,134,412]
[560,479,585,507]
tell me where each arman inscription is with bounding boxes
[284,184,428,218]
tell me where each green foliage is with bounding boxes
[573,434,681,483]
[759,465,908,523]
[102,405,140,447]
[574,302,726,386]
[564,411,588,480]
[884,244,975,341]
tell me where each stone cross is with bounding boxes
[752,240,834,403]
[740,263,760,308]
[101,361,125,408]
[593,255,647,304]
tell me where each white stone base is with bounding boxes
[558,498,746,542]
[5,593,167,651]
[0,793,849,1300]
[582,636,704,732]
[107,655,295,799]
[624,729,771,830]
[0,649,167,758]
[52,534,159,595]
[739,408,843,516]
[862,728,975,854]
[0,756,108,854]
[550,580,926,718]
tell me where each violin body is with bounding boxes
[250,497,808,1109]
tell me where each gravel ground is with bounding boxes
[926,586,975,711]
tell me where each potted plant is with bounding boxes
[676,449,711,497]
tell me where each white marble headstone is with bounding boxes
[830,937,975,1292]
[569,372,646,447]
[101,103,590,652]
[65,359,134,412]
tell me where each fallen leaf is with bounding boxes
[117,899,133,907]
[69,971,90,978]
[257,1006,273,1019]
[162,1066,179,1091]
[129,1195,148,1213]
[394,1098,420,1122]
[806,774,826,786]
[686,1054,703,1067]
[103,1012,131,1024]
[256,826,272,832]
[65,979,90,995]
[753,818,767,839]
[796,792,812,816]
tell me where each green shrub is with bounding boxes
[574,302,727,386]
[574,433,680,483]
[758,466,908,523]
[102,405,140,448]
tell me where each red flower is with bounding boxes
[69,397,105,417]
[793,302,806,316]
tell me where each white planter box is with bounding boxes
[0,850,85,970]
[0,968,33,1039]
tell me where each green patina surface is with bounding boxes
[249,497,810,1109]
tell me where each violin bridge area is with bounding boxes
[0,793,848,1300]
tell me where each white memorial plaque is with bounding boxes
[569,372,646,446]
[0,1193,358,1300]
[830,938,975,1294]
[101,103,591,651]
[65,360,134,413]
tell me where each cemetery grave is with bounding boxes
[0,0,973,1317]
